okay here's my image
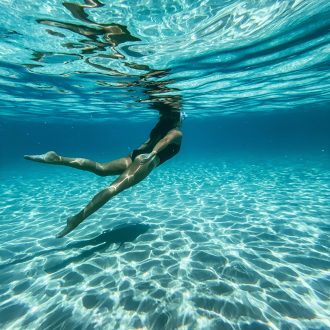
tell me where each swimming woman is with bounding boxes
[24,111,183,237]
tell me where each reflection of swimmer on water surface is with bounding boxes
[24,110,186,238]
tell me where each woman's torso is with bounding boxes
[132,127,181,165]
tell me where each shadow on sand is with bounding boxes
[0,222,151,273]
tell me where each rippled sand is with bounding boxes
[0,158,329,330]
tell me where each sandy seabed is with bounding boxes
[0,158,329,330]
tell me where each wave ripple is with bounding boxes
[0,0,329,120]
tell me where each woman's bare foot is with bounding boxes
[24,151,60,164]
[56,215,82,238]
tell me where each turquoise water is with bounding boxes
[1,1,330,329]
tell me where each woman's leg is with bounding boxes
[24,151,132,176]
[56,154,159,238]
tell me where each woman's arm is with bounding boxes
[151,129,182,155]
[138,129,182,163]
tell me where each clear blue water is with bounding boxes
[0,1,330,329]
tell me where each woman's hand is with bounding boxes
[139,151,157,164]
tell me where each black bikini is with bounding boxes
[131,123,181,166]
[131,143,180,166]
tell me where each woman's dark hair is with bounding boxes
[149,111,180,139]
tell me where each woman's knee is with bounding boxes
[95,170,108,177]
[94,164,110,176]
[95,163,128,177]
[98,157,132,176]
